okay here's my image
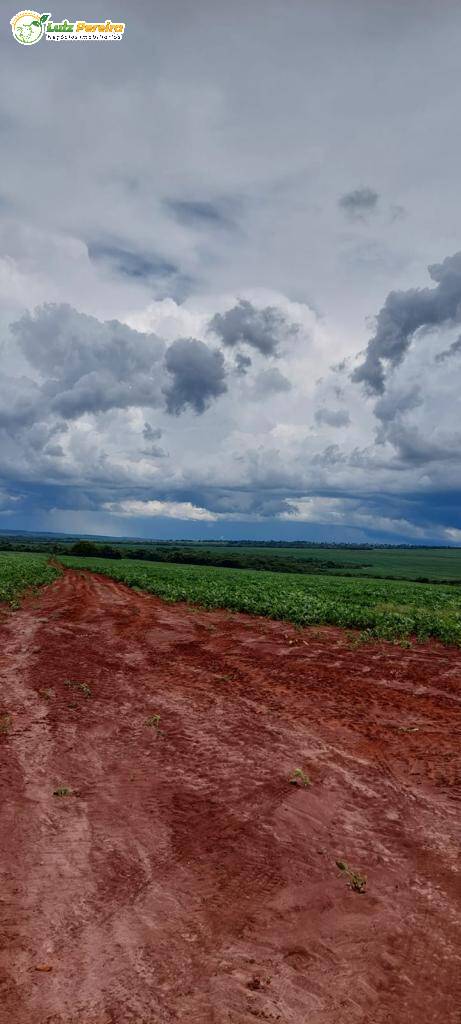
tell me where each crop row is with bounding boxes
[0,553,61,606]
[62,556,461,645]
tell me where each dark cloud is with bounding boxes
[234,352,252,375]
[11,303,166,419]
[87,243,194,301]
[312,444,347,466]
[386,423,461,465]
[184,487,290,518]
[22,421,67,453]
[44,444,64,458]
[7,305,230,426]
[165,198,239,229]
[352,251,461,393]
[338,186,379,220]
[88,242,177,280]
[51,370,161,419]
[142,423,166,457]
[12,304,163,383]
[435,334,461,363]
[163,338,227,415]
[373,387,422,425]
[143,423,163,441]
[315,407,350,428]
[0,375,41,429]
[142,444,167,459]
[208,299,299,355]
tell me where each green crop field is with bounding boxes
[62,555,461,645]
[0,552,61,606]
[2,533,460,582]
[169,545,461,582]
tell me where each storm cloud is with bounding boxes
[208,300,299,356]
[352,252,461,393]
[10,304,166,419]
[338,186,379,220]
[163,338,227,415]
[435,334,461,363]
[6,304,231,425]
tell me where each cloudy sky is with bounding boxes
[1,0,461,542]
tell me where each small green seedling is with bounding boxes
[53,786,72,798]
[336,859,367,893]
[64,680,92,698]
[145,713,164,736]
[289,768,311,788]
[0,713,12,735]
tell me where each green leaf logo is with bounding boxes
[40,13,51,22]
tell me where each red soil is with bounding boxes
[0,569,460,1024]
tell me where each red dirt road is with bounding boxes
[0,570,460,1024]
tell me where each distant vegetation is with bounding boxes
[61,555,461,645]
[1,533,460,584]
[65,539,354,575]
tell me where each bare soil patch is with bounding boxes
[0,570,460,1023]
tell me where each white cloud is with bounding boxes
[445,528,461,544]
[104,499,218,521]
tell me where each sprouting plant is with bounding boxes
[349,629,375,649]
[0,713,12,735]
[289,767,311,787]
[53,786,72,797]
[64,680,92,698]
[145,713,161,730]
[336,859,367,893]
[349,871,367,893]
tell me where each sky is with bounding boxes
[1,0,461,543]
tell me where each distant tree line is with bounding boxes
[66,539,350,575]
